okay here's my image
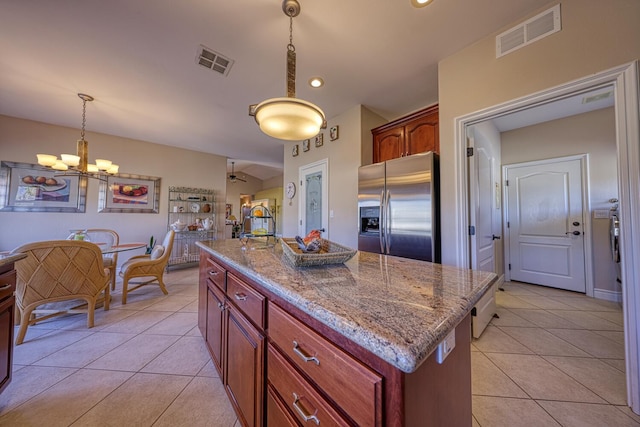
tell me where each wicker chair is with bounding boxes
[84,228,120,291]
[119,230,175,304]
[11,240,112,345]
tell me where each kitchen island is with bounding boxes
[196,239,496,426]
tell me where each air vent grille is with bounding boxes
[196,45,234,76]
[496,4,561,58]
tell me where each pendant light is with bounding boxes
[249,0,326,141]
[37,93,119,180]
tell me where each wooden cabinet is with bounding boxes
[206,282,225,374]
[199,252,265,427]
[372,104,439,163]
[226,303,264,427]
[0,263,17,395]
[198,249,472,427]
[268,302,382,426]
[267,385,298,427]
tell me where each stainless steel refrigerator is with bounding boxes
[358,152,440,262]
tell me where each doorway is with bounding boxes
[504,155,588,293]
[457,62,640,413]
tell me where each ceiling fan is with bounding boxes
[228,161,247,183]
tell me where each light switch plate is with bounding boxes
[435,329,456,364]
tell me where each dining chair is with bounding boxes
[11,240,112,345]
[119,230,175,304]
[85,228,120,291]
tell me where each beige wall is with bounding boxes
[282,105,386,248]
[501,108,618,293]
[0,115,228,261]
[438,0,640,265]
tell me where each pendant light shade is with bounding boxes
[249,0,326,141]
[253,97,325,141]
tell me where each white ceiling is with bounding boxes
[1,0,554,179]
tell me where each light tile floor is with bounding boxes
[1,267,239,426]
[2,269,639,426]
[472,281,640,427]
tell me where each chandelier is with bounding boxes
[36,93,119,180]
[249,0,326,141]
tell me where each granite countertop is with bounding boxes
[0,252,27,268]
[196,239,497,373]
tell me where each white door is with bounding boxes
[468,129,499,338]
[505,157,586,292]
[299,159,328,237]
[470,140,498,273]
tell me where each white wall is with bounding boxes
[0,115,228,265]
[282,105,386,248]
[501,108,618,293]
[438,0,640,266]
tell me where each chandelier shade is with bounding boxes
[249,0,325,141]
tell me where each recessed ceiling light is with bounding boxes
[411,0,434,8]
[309,77,324,88]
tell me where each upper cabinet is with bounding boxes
[372,104,439,163]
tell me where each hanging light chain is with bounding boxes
[80,97,87,140]
[288,12,295,51]
[286,9,296,98]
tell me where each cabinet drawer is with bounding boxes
[267,385,299,427]
[227,273,265,330]
[204,257,226,291]
[0,270,16,302]
[269,303,382,427]
[268,345,349,427]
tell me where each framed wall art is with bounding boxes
[330,125,339,141]
[314,133,323,147]
[98,172,161,213]
[302,139,311,152]
[292,144,299,157]
[0,161,87,212]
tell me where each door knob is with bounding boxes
[572,221,580,226]
[492,235,501,240]
[565,230,581,235]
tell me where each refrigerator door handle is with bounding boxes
[379,190,385,254]
[385,189,391,254]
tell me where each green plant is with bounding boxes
[145,235,155,254]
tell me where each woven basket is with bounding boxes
[280,238,357,267]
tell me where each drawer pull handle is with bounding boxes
[234,292,247,301]
[292,392,320,425]
[292,341,320,365]
[208,270,218,276]
[0,284,11,292]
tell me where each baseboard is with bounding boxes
[593,288,623,303]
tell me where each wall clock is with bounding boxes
[285,182,296,199]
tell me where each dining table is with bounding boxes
[100,242,147,254]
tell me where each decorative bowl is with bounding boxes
[171,223,187,232]
[280,238,357,267]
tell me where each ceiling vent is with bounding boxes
[196,45,234,76]
[496,4,561,58]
